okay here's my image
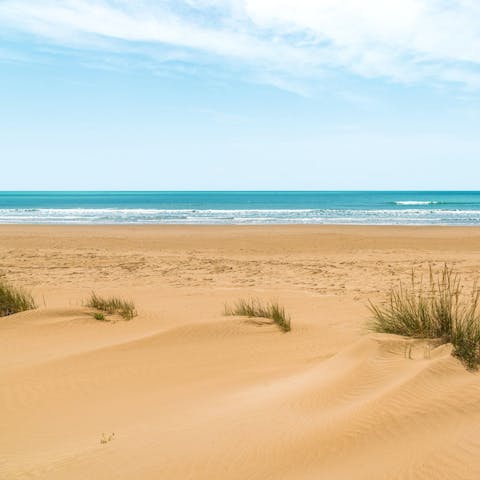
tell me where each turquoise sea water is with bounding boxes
[0,191,480,225]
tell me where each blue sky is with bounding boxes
[1,0,480,190]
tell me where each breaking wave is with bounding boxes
[0,207,479,225]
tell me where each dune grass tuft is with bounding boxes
[225,298,291,332]
[369,264,480,370]
[0,279,36,317]
[93,312,106,321]
[87,292,137,321]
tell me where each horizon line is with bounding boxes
[1,189,480,193]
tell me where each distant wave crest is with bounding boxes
[394,201,438,205]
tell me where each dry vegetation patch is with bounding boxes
[87,292,137,321]
[369,265,480,369]
[225,298,291,332]
[0,279,36,317]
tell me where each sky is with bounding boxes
[1,0,480,190]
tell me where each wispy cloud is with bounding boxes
[1,0,480,92]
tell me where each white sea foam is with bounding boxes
[0,207,479,225]
[394,201,438,205]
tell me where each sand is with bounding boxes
[1,225,480,479]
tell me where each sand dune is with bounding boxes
[1,225,480,479]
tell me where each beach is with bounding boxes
[2,224,480,479]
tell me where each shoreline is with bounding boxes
[2,223,480,229]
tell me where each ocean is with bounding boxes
[0,191,480,225]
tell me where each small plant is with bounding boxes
[87,292,137,321]
[0,279,36,317]
[93,312,106,321]
[225,298,291,332]
[100,432,115,444]
[369,264,480,370]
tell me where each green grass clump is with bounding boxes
[369,264,480,370]
[87,292,137,321]
[0,279,36,317]
[225,298,291,332]
[93,312,106,321]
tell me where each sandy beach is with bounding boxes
[2,224,480,479]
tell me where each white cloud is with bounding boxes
[1,0,480,91]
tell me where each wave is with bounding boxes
[394,201,439,205]
[0,207,480,225]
